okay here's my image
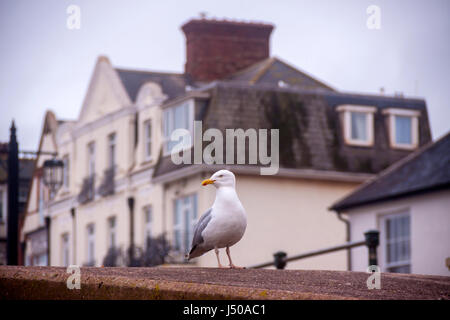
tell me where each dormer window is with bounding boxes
[337,105,376,147]
[163,100,194,155]
[383,108,420,150]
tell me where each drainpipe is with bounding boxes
[336,212,352,271]
[45,216,51,266]
[71,207,76,265]
[127,197,135,266]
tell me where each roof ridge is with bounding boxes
[331,131,450,210]
[271,56,335,91]
[249,57,276,84]
[332,90,426,103]
[225,57,273,80]
[114,67,184,76]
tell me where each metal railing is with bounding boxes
[248,230,380,270]
[78,175,95,204]
[98,166,115,197]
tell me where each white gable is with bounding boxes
[78,56,131,125]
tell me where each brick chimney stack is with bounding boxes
[181,19,274,82]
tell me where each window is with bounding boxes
[86,224,95,265]
[108,217,116,249]
[337,105,376,146]
[144,206,152,248]
[87,142,95,177]
[108,133,116,169]
[63,155,69,189]
[33,254,48,266]
[395,116,412,144]
[383,108,420,149]
[163,100,194,155]
[173,194,197,254]
[144,120,152,161]
[351,112,368,141]
[61,233,70,266]
[381,213,411,273]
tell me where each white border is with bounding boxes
[337,105,376,147]
[382,108,420,150]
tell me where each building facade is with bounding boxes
[21,18,432,270]
[331,133,450,276]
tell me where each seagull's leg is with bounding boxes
[226,246,245,269]
[214,247,226,268]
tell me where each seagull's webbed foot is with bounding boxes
[215,247,228,268]
[225,246,245,269]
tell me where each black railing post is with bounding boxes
[273,251,287,269]
[7,120,19,265]
[364,230,379,267]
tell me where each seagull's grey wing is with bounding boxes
[189,208,212,255]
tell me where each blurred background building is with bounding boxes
[20,18,435,272]
[332,132,450,276]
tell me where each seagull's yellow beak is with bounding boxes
[201,179,215,186]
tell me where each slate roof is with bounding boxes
[115,68,189,102]
[153,82,432,178]
[331,132,450,211]
[115,57,334,103]
[226,57,334,91]
[109,56,432,182]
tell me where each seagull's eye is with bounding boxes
[219,175,223,178]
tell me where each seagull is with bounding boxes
[186,170,247,268]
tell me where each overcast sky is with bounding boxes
[1,0,449,150]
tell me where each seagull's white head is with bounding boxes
[201,169,236,188]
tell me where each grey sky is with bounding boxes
[1,0,449,150]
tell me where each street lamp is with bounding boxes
[43,158,64,194]
[3,120,64,265]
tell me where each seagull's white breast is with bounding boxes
[201,187,247,249]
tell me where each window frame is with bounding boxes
[173,193,197,254]
[382,108,420,150]
[86,223,95,265]
[162,99,194,156]
[337,105,376,147]
[143,205,152,248]
[143,120,152,162]
[380,211,411,273]
[61,233,70,267]
[107,216,116,249]
[87,141,96,177]
[107,133,116,169]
